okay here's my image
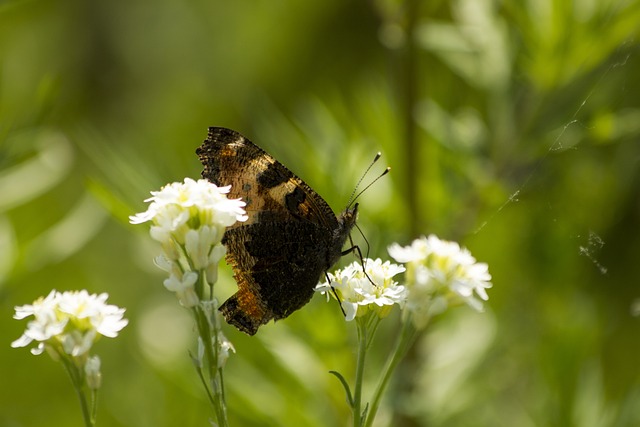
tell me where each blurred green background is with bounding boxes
[2,0,639,426]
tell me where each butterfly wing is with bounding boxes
[220,221,333,334]
[197,127,339,230]
[196,127,344,335]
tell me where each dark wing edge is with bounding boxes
[197,126,339,230]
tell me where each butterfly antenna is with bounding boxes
[346,152,382,208]
[349,166,391,208]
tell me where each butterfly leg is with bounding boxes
[342,238,378,287]
[325,272,347,317]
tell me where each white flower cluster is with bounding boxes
[316,258,406,321]
[130,178,247,307]
[388,235,492,328]
[11,290,128,358]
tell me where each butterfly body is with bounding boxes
[197,127,357,335]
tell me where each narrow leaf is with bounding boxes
[329,370,354,407]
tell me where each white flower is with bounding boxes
[316,259,406,321]
[11,290,67,355]
[148,204,190,244]
[154,255,174,273]
[56,290,129,338]
[91,303,131,338]
[131,178,247,304]
[11,290,128,357]
[13,289,59,320]
[216,332,235,368]
[85,355,102,390]
[388,235,493,328]
[205,245,227,284]
[62,329,97,357]
[164,271,199,308]
[129,178,247,238]
[185,226,223,269]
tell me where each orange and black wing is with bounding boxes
[197,127,338,230]
[196,127,341,335]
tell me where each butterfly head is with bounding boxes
[333,202,358,251]
[339,202,359,231]
[321,202,357,271]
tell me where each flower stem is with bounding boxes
[193,268,228,427]
[59,355,94,427]
[353,318,368,427]
[363,321,418,427]
[90,389,99,426]
[194,303,228,427]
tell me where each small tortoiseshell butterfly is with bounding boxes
[196,127,358,335]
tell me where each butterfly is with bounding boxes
[196,127,359,335]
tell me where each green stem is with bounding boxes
[90,388,99,426]
[214,304,229,411]
[194,303,228,427]
[353,318,369,427]
[194,360,217,406]
[363,321,418,427]
[192,268,229,427]
[211,300,228,423]
[59,354,94,427]
[365,316,382,351]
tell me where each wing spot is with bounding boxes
[258,162,291,188]
[285,186,306,214]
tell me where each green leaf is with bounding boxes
[329,370,354,407]
[360,402,369,427]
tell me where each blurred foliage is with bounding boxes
[1,0,639,426]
